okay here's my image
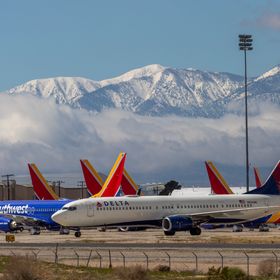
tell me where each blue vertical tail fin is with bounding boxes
[247,161,280,195]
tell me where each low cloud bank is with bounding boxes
[0,94,279,186]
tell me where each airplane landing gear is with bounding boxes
[190,227,201,236]
[164,230,175,236]
[59,227,70,235]
[30,227,41,235]
[74,231,81,238]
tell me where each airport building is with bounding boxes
[0,181,165,200]
[0,182,89,200]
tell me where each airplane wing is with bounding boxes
[169,206,279,224]
[0,213,51,227]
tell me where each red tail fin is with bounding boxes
[205,161,234,194]
[253,167,262,188]
[248,161,280,195]
[28,163,59,200]
[94,153,126,197]
[80,160,103,196]
[121,169,139,195]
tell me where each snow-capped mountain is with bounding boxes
[3,64,280,117]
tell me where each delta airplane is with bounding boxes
[52,161,280,236]
[0,153,126,236]
[80,159,139,196]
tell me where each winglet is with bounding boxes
[253,167,262,188]
[205,161,234,194]
[93,153,126,197]
[28,163,59,200]
[121,169,139,195]
[247,161,280,195]
[80,159,103,196]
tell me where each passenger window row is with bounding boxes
[97,206,152,211]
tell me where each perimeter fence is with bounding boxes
[1,245,280,276]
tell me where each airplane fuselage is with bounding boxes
[0,200,71,229]
[52,194,280,229]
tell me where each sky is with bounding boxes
[0,0,279,187]
[0,0,280,91]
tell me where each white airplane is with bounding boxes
[52,161,280,236]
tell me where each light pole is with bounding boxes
[52,180,64,197]
[2,174,15,200]
[77,180,85,198]
[239,34,253,192]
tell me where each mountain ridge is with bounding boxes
[3,64,280,117]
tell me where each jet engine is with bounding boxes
[0,217,18,233]
[162,216,193,234]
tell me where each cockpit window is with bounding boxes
[62,206,77,211]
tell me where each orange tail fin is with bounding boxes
[80,160,103,196]
[253,167,262,188]
[28,163,59,200]
[121,169,139,195]
[205,161,233,194]
[93,153,126,197]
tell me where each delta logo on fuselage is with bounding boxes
[0,204,35,215]
[96,201,130,208]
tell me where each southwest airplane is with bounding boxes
[0,153,126,236]
[28,163,60,200]
[52,161,280,236]
[0,163,60,234]
[205,161,280,225]
[205,161,263,194]
[80,159,139,196]
[254,167,262,188]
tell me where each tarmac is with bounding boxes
[1,227,280,250]
[1,228,280,275]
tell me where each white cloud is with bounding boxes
[0,94,279,186]
[242,11,280,30]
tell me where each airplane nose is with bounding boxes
[51,210,66,226]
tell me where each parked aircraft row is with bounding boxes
[0,152,280,238]
[51,157,280,236]
[0,153,136,236]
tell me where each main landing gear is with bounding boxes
[59,227,70,235]
[164,230,175,236]
[29,227,41,235]
[190,227,201,236]
[74,231,81,238]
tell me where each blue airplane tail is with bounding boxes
[246,161,280,195]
